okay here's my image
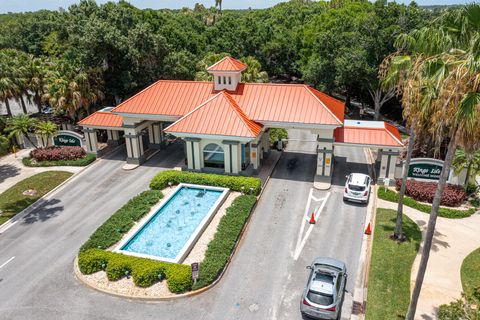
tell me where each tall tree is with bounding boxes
[5,114,38,148]
[35,121,58,147]
[387,5,480,319]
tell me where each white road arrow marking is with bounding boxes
[293,192,330,260]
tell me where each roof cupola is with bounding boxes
[207,56,247,91]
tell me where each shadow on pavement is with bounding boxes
[332,156,370,187]
[271,152,316,182]
[142,142,186,169]
[0,164,20,183]
[21,198,63,224]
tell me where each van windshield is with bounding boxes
[348,184,365,191]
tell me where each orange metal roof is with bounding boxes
[111,81,344,126]
[334,121,404,147]
[77,111,123,128]
[207,56,247,72]
[165,91,263,138]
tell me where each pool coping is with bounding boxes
[114,183,230,264]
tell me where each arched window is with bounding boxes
[203,143,224,168]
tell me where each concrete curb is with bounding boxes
[73,150,283,301]
[351,148,377,320]
[0,157,102,234]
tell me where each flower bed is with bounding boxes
[395,179,467,207]
[23,154,96,167]
[378,188,475,219]
[30,146,86,161]
[150,170,261,195]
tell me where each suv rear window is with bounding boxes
[307,291,334,306]
[348,184,365,191]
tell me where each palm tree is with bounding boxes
[387,5,480,319]
[25,55,48,113]
[240,56,269,83]
[35,121,58,148]
[43,59,104,120]
[0,51,17,117]
[5,114,39,148]
[453,149,480,189]
[215,0,222,13]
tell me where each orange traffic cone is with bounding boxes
[309,212,316,224]
[365,223,372,235]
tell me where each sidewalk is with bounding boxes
[0,149,83,194]
[377,199,480,319]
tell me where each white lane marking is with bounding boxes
[293,192,330,260]
[0,220,18,234]
[0,256,15,269]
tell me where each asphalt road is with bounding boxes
[0,130,370,320]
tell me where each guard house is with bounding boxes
[78,56,404,184]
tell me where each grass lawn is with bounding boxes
[365,208,422,320]
[0,171,73,225]
[461,247,480,294]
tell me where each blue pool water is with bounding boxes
[121,186,223,260]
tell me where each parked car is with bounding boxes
[343,173,372,204]
[300,257,347,320]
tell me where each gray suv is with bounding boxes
[300,257,347,319]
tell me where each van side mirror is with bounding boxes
[306,266,312,270]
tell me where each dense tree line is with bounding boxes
[0,0,435,119]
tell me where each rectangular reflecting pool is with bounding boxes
[116,183,229,263]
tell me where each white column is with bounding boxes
[84,129,98,154]
[223,143,232,174]
[378,149,399,185]
[250,141,260,170]
[185,138,201,170]
[231,143,241,174]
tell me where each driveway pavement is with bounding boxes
[0,130,370,320]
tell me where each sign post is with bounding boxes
[191,262,199,284]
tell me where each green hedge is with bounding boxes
[192,195,257,290]
[22,154,96,167]
[78,249,192,293]
[150,170,261,195]
[378,188,475,219]
[80,190,163,252]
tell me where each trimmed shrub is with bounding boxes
[78,249,192,293]
[106,254,133,281]
[132,260,167,288]
[192,195,257,290]
[80,190,163,252]
[23,153,96,167]
[165,264,194,293]
[78,248,114,274]
[395,179,467,207]
[150,170,261,195]
[30,146,86,161]
[378,188,475,219]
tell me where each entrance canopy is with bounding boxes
[333,120,404,149]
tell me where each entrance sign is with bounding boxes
[408,158,443,181]
[53,130,84,147]
[191,262,199,282]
